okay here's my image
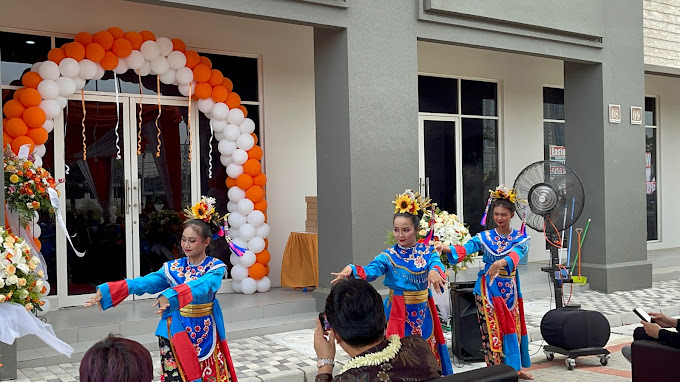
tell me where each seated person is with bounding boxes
[314,278,442,382]
[79,334,154,382]
[623,312,680,362]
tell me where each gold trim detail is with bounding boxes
[180,302,214,317]
[166,318,188,382]
[402,289,429,304]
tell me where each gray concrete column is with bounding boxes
[563,0,651,292]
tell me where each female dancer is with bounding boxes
[85,197,237,382]
[331,190,453,375]
[436,186,533,380]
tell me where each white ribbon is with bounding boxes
[0,302,74,357]
[208,120,214,179]
[47,188,85,257]
[113,72,121,160]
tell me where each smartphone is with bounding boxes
[633,307,652,323]
[319,312,330,331]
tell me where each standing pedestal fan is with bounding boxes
[513,160,611,370]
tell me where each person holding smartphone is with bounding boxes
[622,312,680,363]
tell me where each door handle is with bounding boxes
[425,177,430,198]
[126,180,131,214]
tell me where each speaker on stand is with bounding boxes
[450,281,484,362]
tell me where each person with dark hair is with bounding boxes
[79,334,154,382]
[314,278,442,382]
[331,190,453,375]
[436,185,533,379]
[85,196,238,382]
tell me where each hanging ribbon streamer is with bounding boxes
[187,82,192,162]
[47,188,85,257]
[155,75,162,157]
[81,90,87,160]
[64,101,70,174]
[222,216,246,256]
[480,195,493,226]
[208,119,214,179]
[113,72,121,160]
[424,204,436,245]
[137,72,143,155]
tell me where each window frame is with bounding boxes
[645,95,661,243]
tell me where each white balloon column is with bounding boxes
[2,27,271,294]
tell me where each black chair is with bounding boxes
[428,364,518,382]
[632,340,680,381]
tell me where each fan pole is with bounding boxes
[541,233,579,309]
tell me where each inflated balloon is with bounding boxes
[236,133,255,151]
[256,277,271,293]
[220,154,232,167]
[247,210,265,228]
[197,98,214,114]
[126,50,145,70]
[227,201,237,213]
[227,186,246,203]
[78,59,98,80]
[33,156,43,167]
[239,224,256,242]
[175,67,193,85]
[178,83,195,97]
[38,61,60,81]
[56,96,68,110]
[248,237,266,254]
[159,69,176,85]
[167,51,187,70]
[240,277,257,295]
[58,58,80,78]
[37,80,59,100]
[217,139,236,156]
[156,37,173,56]
[240,118,255,134]
[231,264,248,281]
[150,56,169,76]
[226,163,244,178]
[93,64,106,80]
[229,228,240,239]
[240,250,257,267]
[42,280,50,294]
[23,107,46,128]
[231,280,242,293]
[33,144,47,157]
[230,253,240,266]
[73,76,86,90]
[232,237,247,251]
[227,107,245,125]
[237,198,254,216]
[223,124,241,141]
[114,57,129,74]
[55,77,76,97]
[39,100,62,120]
[212,119,228,133]
[42,120,54,134]
[138,61,151,76]
[31,62,42,73]
[211,102,229,120]
[32,224,42,239]
[257,224,271,239]
[140,40,161,61]
[214,131,224,141]
[231,149,248,165]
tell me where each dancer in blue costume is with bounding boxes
[331,190,454,375]
[86,197,237,382]
[436,185,533,380]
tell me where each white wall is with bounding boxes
[645,74,680,250]
[418,42,564,262]
[0,0,318,286]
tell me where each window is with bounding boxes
[543,87,565,164]
[645,97,659,241]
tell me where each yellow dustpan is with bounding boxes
[572,228,587,285]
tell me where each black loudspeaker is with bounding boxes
[450,282,484,362]
[540,308,610,350]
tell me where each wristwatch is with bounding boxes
[317,358,335,368]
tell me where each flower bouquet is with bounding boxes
[142,209,184,247]
[419,208,475,274]
[0,227,47,312]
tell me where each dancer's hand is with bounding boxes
[649,313,677,328]
[428,270,447,294]
[84,289,102,309]
[330,266,352,284]
[154,296,171,315]
[431,241,451,253]
[642,320,662,339]
[485,260,504,286]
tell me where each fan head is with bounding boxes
[513,160,585,233]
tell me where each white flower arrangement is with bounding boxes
[419,208,475,273]
[340,335,402,373]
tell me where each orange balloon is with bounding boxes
[193,64,211,83]
[254,199,268,212]
[93,31,114,50]
[236,173,253,190]
[253,172,267,186]
[194,82,212,100]
[47,48,66,64]
[248,145,263,161]
[256,250,270,265]
[171,38,186,52]
[184,50,200,69]
[264,238,269,248]
[23,107,46,128]
[248,263,266,279]
[199,56,212,69]
[124,31,144,50]
[3,99,26,119]
[250,132,258,145]
[64,42,86,61]
[27,127,48,145]
[13,89,24,101]
[33,238,42,252]
[222,78,234,92]
[11,135,34,154]
[208,69,224,87]
[140,30,156,42]
[239,105,248,118]
[243,159,261,176]
[264,264,270,276]
[5,118,28,138]
[211,86,228,103]
[112,38,133,58]
[226,92,241,109]
[21,72,43,89]
[19,88,42,108]
[225,177,237,189]
[85,43,106,63]
[246,185,264,203]
[107,27,124,40]
[100,51,119,71]
[75,32,93,47]
[3,131,13,145]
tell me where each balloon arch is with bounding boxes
[2,27,271,294]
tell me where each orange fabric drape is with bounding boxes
[280,232,318,288]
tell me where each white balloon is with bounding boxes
[247,210,265,228]
[211,103,230,120]
[37,299,50,316]
[257,224,271,239]
[240,250,257,267]
[227,201,237,213]
[237,198,254,216]
[33,157,43,167]
[212,119,228,133]
[38,61,60,81]
[236,134,255,151]
[114,57,129,74]
[226,163,243,178]
[231,264,248,281]
[126,50,145,70]
[31,62,42,73]
[55,96,67,110]
[32,224,42,238]
[40,100,61,120]
[59,58,80,78]
[73,76,86,90]
[239,118,256,134]
[55,77,76,97]
[43,280,50,294]
[232,237,247,250]
[239,224,256,242]
[93,64,105,80]
[138,61,151,77]
[41,120,54,134]
[227,187,246,204]
[248,237,266,254]
[178,82,195,97]
[140,40,161,61]
[229,253,240,266]
[78,59,97,80]
[232,149,248,165]
[217,139,236,156]
[176,67,193,85]
[37,80,60,100]
[219,154,232,167]
[256,277,271,292]
[231,280,242,293]
[33,211,40,223]
[197,98,214,114]
[150,56,169,76]
[241,278,257,295]
[33,144,47,157]
[156,37,173,56]
[204,112,212,120]
[227,108,245,125]
[167,51,187,70]
[229,227,240,239]
[223,124,241,141]
[159,69,176,85]
[214,131,224,141]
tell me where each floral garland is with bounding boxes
[340,335,402,374]
[0,227,47,312]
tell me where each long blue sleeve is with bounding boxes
[448,235,482,265]
[160,265,226,316]
[427,247,447,276]
[350,254,389,282]
[503,238,530,273]
[126,268,172,296]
